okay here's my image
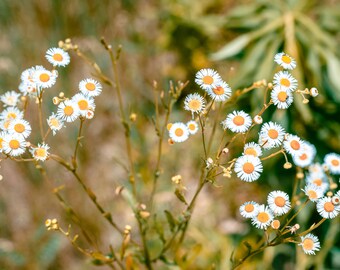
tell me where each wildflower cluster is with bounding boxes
[167,52,339,265]
[0,46,102,162]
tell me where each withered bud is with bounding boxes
[284,162,292,169]
[129,113,137,122]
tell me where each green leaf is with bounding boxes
[210,34,251,60]
[164,210,177,232]
[325,52,340,102]
[174,188,188,205]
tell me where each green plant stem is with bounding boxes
[72,118,84,169]
[50,154,124,235]
[38,91,45,139]
[101,39,152,270]
[149,96,174,210]
[198,114,207,159]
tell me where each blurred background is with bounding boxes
[0,0,339,269]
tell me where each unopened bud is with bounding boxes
[52,97,60,105]
[310,87,318,97]
[253,115,263,125]
[302,99,309,104]
[129,113,137,122]
[58,92,65,98]
[284,162,292,169]
[271,220,280,229]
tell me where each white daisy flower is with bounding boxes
[169,122,189,143]
[299,234,320,255]
[309,163,325,177]
[47,113,65,135]
[71,93,96,117]
[221,110,252,133]
[273,71,298,92]
[324,153,340,175]
[8,118,31,138]
[306,174,329,194]
[30,143,50,161]
[0,119,12,132]
[20,65,44,84]
[2,134,27,157]
[243,142,263,157]
[45,47,70,67]
[274,52,296,70]
[283,134,305,157]
[292,141,316,168]
[33,68,57,89]
[316,196,339,219]
[186,120,199,135]
[0,91,21,107]
[79,78,102,97]
[0,107,24,121]
[267,190,291,216]
[0,131,7,152]
[251,205,274,230]
[57,100,80,123]
[302,183,324,202]
[239,201,259,218]
[259,122,285,149]
[184,93,206,116]
[271,86,294,109]
[206,80,232,102]
[195,68,222,90]
[19,81,38,97]
[234,155,263,182]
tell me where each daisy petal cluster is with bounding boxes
[292,141,316,168]
[251,204,274,230]
[195,69,232,103]
[267,190,291,216]
[0,91,21,107]
[259,121,285,149]
[283,134,305,157]
[221,110,252,133]
[184,93,205,117]
[274,52,297,70]
[30,143,50,162]
[299,233,320,255]
[234,155,263,182]
[168,122,190,143]
[323,153,340,175]
[45,47,70,67]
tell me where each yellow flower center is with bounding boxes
[302,238,314,251]
[257,212,269,223]
[8,113,17,119]
[313,179,322,186]
[280,78,290,87]
[244,148,257,157]
[0,138,3,148]
[188,99,201,111]
[53,53,63,62]
[174,128,184,137]
[324,202,334,212]
[35,148,46,157]
[299,153,307,160]
[277,91,287,102]
[331,159,339,166]
[290,140,300,150]
[274,196,286,207]
[9,139,20,149]
[308,190,317,199]
[213,86,224,95]
[39,73,50,83]
[50,118,60,127]
[14,123,25,133]
[188,123,196,131]
[202,75,213,85]
[64,106,74,116]
[281,55,291,64]
[268,129,278,139]
[243,162,254,174]
[233,115,245,126]
[78,100,88,110]
[244,204,254,213]
[85,82,96,91]
[167,123,173,131]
